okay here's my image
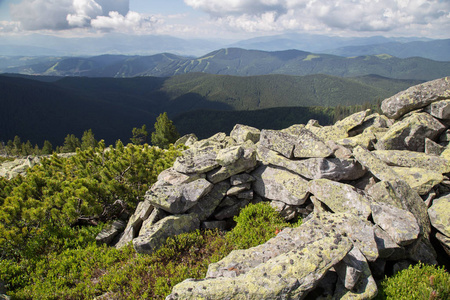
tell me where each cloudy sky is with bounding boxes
[0,0,449,39]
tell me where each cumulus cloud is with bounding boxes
[9,0,152,32]
[184,0,450,35]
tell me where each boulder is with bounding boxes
[174,133,197,147]
[308,179,372,219]
[173,147,220,174]
[373,225,404,259]
[133,214,200,254]
[156,167,205,185]
[145,179,213,214]
[230,173,255,185]
[426,99,450,120]
[348,113,392,136]
[425,138,446,156]
[216,145,244,166]
[270,200,298,221]
[214,200,250,220]
[115,200,153,249]
[372,150,450,174]
[371,202,420,246]
[186,181,230,221]
[230,124,261,144]
[257,145,366,181]
[375,112,446,152]
[95,220,127,246]
[252,165,309,206]
[391,166,444,195]
[381,77,450,119]
[428,194,450,237]
[353,146,399,181]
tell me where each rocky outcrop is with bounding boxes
[108,78,449,299]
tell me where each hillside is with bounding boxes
[2,48,449,80]
[0,73,422,146]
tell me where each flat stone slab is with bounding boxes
[252,165,309,206]
[373,150,450,174]
[428,194,450,237]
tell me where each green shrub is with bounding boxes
[226,202,301,249]
[377,262,450,300]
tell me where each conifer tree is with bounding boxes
[151,112,180,149]
[130,124,148,145]
[62,134,81,153]
[42,140,53,155]
[81,129,98,150]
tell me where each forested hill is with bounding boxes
[0,73,422,146]
[2,48,449,80]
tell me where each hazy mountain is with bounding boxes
[322,39,450,61]
[3,48,448,81]
[0,73,422,146]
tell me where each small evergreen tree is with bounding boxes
[61,134,81,153]
[151,112,180,149]
[42,140,53,155]
[130,124,148,145]
[81,129,98,150]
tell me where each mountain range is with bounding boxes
[1,48,449,81]
[0,73,422,146]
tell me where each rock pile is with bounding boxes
[97,77,450,299]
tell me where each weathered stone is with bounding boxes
[252,165,309,206]
[96,220,126,245]
[156,167,205,185]
[206,145,257,183]
[168,225,352,300]
[391,166,444,195]
[435,232,450,255]
[174,133,197,147]
[353,146,399,181]
[367,179,431,239]
[440,129,450,143]
[381,77,450,119]
[133,214,200,254]
[407,236,438,265]
[375,112,446,152]
[259,129,296,158]
[216,145,244,166]
[230,124,261,144]
[230,173,255,185]
[237,190,254,200]
[373,225,403,259]
[428,194,450,237]
[140,208,167,233]
[425,99,450,119]
[270,200,298,221]
[173,147,220,174]
[327,140,353,158]
[214,200,250,220]
[201,220,228,230]
[350,173,378,192]
[371,202,420,246]
[146,179,213,214]
[186,181,230,221]
[218,196,240,208]
[115,200,153,249]
[227,183,251,196]
[308,179,372,219]
[258,145,366,181]
[348,113,392,136]
[425,138,446,156]
[336,109,371,132]
[291,128,333,158]
[333,247,378,299]
[373,150,450,174]
[442,146,450,161]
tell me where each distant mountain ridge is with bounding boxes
[0,73,422,146]
[2,48,449,80]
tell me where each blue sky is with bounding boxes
[0,0,449,39]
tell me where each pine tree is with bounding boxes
[42,140,53,155]
[62,134,81,153]
[130,124,148,145]
[81,129,98,150]
[151,112,180,149]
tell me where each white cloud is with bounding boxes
[184,0,450,36]
[9,0,154,33]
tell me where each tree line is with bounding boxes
[0,113,180,158]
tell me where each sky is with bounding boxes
[0,0,449,40]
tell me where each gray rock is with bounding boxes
[230,124,261,144]
[139,208,167,234]
[206,145,257,183]
[157,167,205,185]
[270,200,298,221]
[133,214,200,254]
[435,232,450,256]
[237,190,254,200]
[391,166,444,195]
[252,165,309,206]
[373,225,403,259]
[425,138,446,156]
[146,179,213,214]
[308,179,372,219]
[353,146,399,182]
[371,202,420,246]
[230,173,255,185]
[115,200,154,249]
[173,147,220,174]
[214,200,250,220]
[259,129,296,158]
[216,145,244,166]
[440,129,450,143]
[426,99,450,119]
[407,236,437,265]
[186,181,230,221]
[348,113,392,136]
[381,77,450,119]
[174,133,197,147]
[375,112,446,152]
[96,220,126,245]
[257,145,366,181]
[428,194,450,237]
[226,183,251,196]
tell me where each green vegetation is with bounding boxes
[130,125,149,145]
[151,112,180,149]
[376,263,450,300]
